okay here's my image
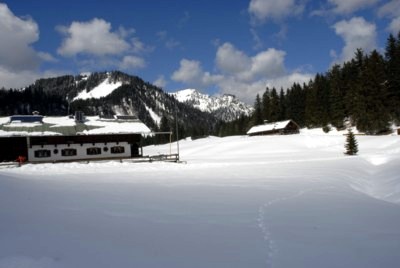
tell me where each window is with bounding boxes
[62,148,77,157]
[34,150,51,158]
[111,146,125,154]
[86,147,101,155]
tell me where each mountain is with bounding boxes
[171,89,254,122]
[0,71,226,139]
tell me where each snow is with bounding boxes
[74,78,122,100]
[172,89,215,112]
[171,89,254,121]
[144,104,161,125]
[83,117,151,134]
[247,120,292,134]
[172,88,197,102]
[43,116,77,127]
[0,116,152,136]
[1,133,400,267]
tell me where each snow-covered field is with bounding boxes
[1,132,400,268]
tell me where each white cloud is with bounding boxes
[246,48,286,79]
[172,59,203,84]
[328,0,379,14]
[388,17,400,34]
[117,26,136,38]
[172,59,222,88]
[378,0,400,18]
[216,43,252,74]
[250,28,263,50]
[378,0,400,34]
[37,52,58,62]
[131,38,147,54]
[154,75,167,88]
[0,67,39,89]
[216,72,313,104]
[172,43,311,104]
[216,43,285,81]
[57,18,130,57]
[265,72,312,91]
[156,31,181,50]
[0,3,59,89]
[0,3,40,72]
[57,18,150,72]
[248,0,304,23]
[332,17,377,63]
[119,55,146,70]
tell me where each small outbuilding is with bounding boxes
[247,120,300,136]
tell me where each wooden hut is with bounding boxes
[247,120,300,136]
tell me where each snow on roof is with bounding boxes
[0,116,152,136]
[247,120,293,135]
[83,117,151,135]
[74,78,123,100]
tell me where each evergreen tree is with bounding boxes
[355,50,390,134]
[278,88,286,121]
[304,79,319,128]
[344,129,358,155]
[385,33,400,122]
[157,115,171,143]
[252,94,264,125]
[342,60,360,121]
[262,88,271,121]
[285,83,306,127]
[328,64,346,129]
[269,88,280,122]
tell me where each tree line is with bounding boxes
[219,32,400,136]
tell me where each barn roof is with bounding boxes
[247,120,298,135]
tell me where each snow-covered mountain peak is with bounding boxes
[173,89,199,102]
[171,89,254,122]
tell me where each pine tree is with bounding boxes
[328,64,346,129]
[262,88,271,121]
[304,79,319,128]
[345,129,358,155]
[285,83,306,127]
[385,33,400,122]
[278,88,286,120]
[269,88,280,122]
[252,94,264,125]
[355,50,390,134]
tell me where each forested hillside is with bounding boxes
[219,32,400,136]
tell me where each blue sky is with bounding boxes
[0,0,399,103]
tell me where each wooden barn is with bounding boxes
[247,120,300,136]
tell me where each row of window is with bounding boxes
[34,146,126,158]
